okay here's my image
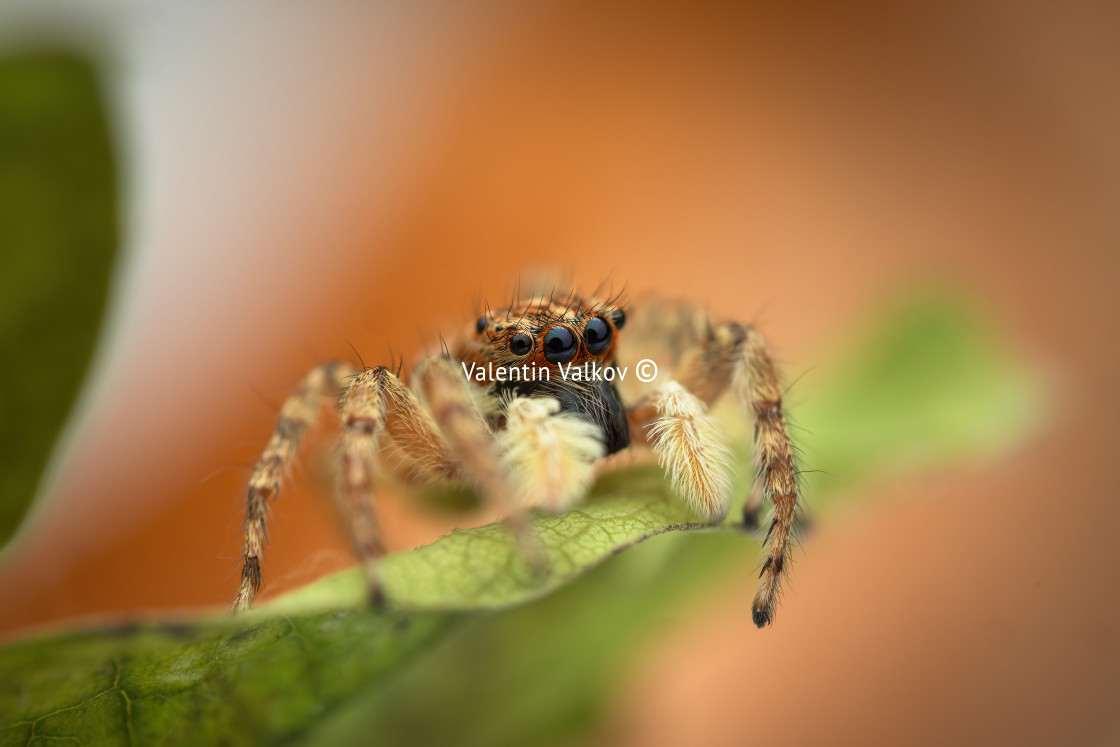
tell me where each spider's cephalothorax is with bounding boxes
[233,291,802,628]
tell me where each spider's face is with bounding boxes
[468,296,627,371]
[456,295,632,456]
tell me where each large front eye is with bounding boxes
[543,325,577,363]
[583,316,613,355]
[509,332,533,356]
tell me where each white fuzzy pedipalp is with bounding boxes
[646,381,732,521]
[497,396,606,513]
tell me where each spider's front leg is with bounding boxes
[234,360,464,612]
[417,358,580,572]
[630,318,802,628]
[234,360,357,612]
[329,358,552,606]
[413,358,515,511]
[335,364,456,607]
[423,359,598,544]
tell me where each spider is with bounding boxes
[232,291,801,627]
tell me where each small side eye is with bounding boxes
[543,325,577,364]
[509,332,533,356]
[476,316,489,334]
[584,316,613,355]
[610,308,626,330]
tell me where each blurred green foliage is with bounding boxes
[0,51,118,548]
[797,294,1040,499]
[0,293,1041,746]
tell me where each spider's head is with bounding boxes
[458,294,631,455]
[468,295,627,370]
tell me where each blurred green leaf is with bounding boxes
[0,51,118,548]
[797,290,1041,500]
[0,293,1041,746]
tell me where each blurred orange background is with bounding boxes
[1,1,1118,744]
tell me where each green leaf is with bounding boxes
[270,467,708,616]
[0,51,119,548]
[0,292,1042,746]
[796,289,1041,500]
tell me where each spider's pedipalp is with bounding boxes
[639,381,733,522]
[497,396,605,513]
[234,360,356,612]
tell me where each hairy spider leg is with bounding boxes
[234,360,356,611]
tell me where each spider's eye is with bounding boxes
[543,325,577,364]
[584,316,613,355]
[476,316,489,334]
[509,332,533,356]
[610,308,626,330]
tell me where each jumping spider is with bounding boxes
[233,292,801,627]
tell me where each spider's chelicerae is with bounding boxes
[233,291,801,627]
